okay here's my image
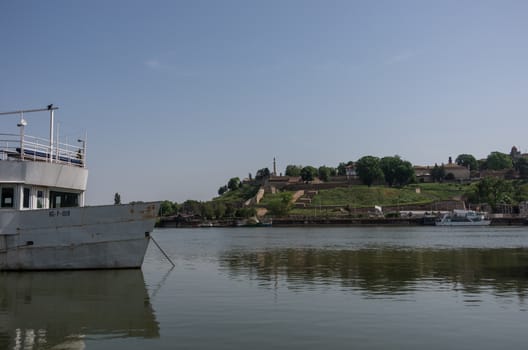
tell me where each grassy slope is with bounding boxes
[313,183,468,207]
[213,184,260,205]
[284,183,470,216]
[216,182,472,216]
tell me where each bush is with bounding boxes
[235,207,256,218]
[267,192,293,217]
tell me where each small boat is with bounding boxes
[0,106,159,270]
[234,218,272,227]
[435,209,491,226]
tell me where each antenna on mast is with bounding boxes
[49,104,55,163]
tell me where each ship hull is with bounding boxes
[0,202,158,270]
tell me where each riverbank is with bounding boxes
[157,216,528,228]
[273,216,527,226]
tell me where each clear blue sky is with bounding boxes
[1,1,527,204]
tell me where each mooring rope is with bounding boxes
[150,235,175,267]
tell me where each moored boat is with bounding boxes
[435,209,491,226]
[0,106,159,270]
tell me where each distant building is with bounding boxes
[345,164,357,178]
[414,157,470,182]
[268,175,301,184]
[510,146,521,160]
[444,157,470,180]
[414,165,433,182]
[265,175,302,192]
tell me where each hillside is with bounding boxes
[310,183,466,207]
[256,183,470,217]
[159,179,528,224]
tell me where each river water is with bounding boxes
[2,226,528,349]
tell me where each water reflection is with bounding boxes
[0,270,159,349]
[220,248,528,298]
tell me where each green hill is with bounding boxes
[311,183,466,207]
[159,179,528,221]
[257,183,470,217]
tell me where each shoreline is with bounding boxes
[157,216,528,228]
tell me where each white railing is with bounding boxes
[0,133,86,167]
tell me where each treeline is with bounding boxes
[283,155,415,187]
[281,150,528,187]
[218,168,270,196]
[465,177,528,211]
[215,150,527,201]
[159,199,257,219]
[455,151,528,175]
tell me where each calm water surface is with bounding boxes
[2,226,528,349]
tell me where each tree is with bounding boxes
[379,156,414,187]
[285,165,303,177]
[214,202,227,218]
[159,200,178,216]
[431,163,445,182]
[266,192,293,217]
[224,203,236,218]
[515,157,528,179]
[114,192,121,205]
[228,177,241,191]
[455,154,478,171]
[318,165,335,182]
[468,177,514,211]
[355,156,384,187]
[300,166,318,182]
[218,185,228,196]
[484,152,513,170]
[235,207,257,218]
[513,181,528,202]
[159,201,170,216]
[181,200,202,215]
[200,202,215,219]
[394,162,415,186]
[380,156,398,186]
[255,168,270,180]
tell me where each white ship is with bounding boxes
[435,209,491,226]
[0,106,159,270]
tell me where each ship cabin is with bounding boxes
[0,106,88,211]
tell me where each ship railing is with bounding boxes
[0,133,86,167]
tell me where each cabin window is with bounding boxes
[23,187,31,208]
[50,191,79,208]
[37,190,45,209]
[1,187,15,208]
